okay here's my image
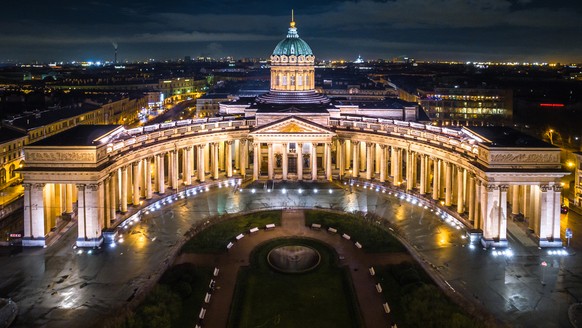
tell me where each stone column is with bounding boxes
[390,147,397,184]
[109,172,116,222]
[511,185,520,215]
[419,155,426,194]
[282,143,288,180]
[311,142,318,181]
[212,143,219,179]
[379,145,387,183]
[467,175,475,222]
[297,143,303,180]
[226,141,233,178]
[268,143,274,179]
[104,177,110,226]
[65,183,74,213]
[474,180,482,229]
[366,142,374,180]
[325,142,332,181]
[168,151,174,188]
[345,140,351,171]
[157,154,166,193]
[78,183,102,247]
[218,141,225,172]
[456,166,464,213]
[144,158,152,199]
[482,184,508,246]
[240,139,247,178]
[173,150,180,188]
[198,145,206,182]
[338,140,345,178]
[445,162,452,206]
[23,183,46,246]
[132,162,140,205]
[184,147,192,185]
[375,144,381,174]
[120,166,128,212]
[538,185,562,246]
[406,150,413,191]
[432,159,440,200]
[359,141,366,173]
[522,185,531,221]
[253,142,260,180]
[234,140,240,170]
[76,184,86,242]
[352,141,359,178]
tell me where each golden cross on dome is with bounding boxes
[290,9,296,28]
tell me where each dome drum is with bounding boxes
[271,55,314,66]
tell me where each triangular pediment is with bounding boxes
[250,116,334,135]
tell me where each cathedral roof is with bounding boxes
[272,18,313,56]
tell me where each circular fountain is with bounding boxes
[267,245,321,273]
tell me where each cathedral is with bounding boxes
[19,16,566,249]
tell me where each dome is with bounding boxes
[272,23,313,56]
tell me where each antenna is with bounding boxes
[290,9,296,28]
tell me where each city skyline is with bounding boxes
[1,1,582,63]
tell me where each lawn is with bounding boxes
[304,209,405,252]
[182,210,282,253]
[228,238,362,328]
[375,263,484,328]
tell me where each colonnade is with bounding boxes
[22,133,564,248]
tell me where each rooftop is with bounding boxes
[464,126,555,148]
[0,126,27,143]
[29,125,122,147]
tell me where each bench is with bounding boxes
[265,223,276,230]
[213,267,220,277]
[383,302,391,314]
[226,242,234,250]
[199,308,207,319]
[311,223,322,229]
[375,283,383,293]
[355,242,362,249]
[204,293,211,304]
[342,233,351,240]
[368,267,375,276]
[236,233,245,240]
[249,227,259,233]
[328,227,337,233]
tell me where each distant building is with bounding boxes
[418,87,513,125]
[0,127,27,186]
[195,93,231,118]
[574,152,582,207]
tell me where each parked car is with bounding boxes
[561,205,569,214]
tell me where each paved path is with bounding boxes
[175,209,411,328]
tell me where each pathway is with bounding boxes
[175,209,411,328]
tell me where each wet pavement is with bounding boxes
[0,180,581,327]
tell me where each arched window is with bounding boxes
[0,168,5,185]
[290,75,295,86]
[9,164,15,179]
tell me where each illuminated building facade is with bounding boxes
[19,16,566,250]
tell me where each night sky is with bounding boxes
[2,0,581,63]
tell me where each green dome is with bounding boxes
[272,27,313,56]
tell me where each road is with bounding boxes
[0,181,581,327]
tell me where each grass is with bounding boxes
[228,238,362,328]
[304,209,405,252]
[182,210,282,253]
[114,263,212,328]
[376,263,484,328]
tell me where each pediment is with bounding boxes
[250,116,334,135]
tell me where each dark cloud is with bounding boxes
[0,0,580,62]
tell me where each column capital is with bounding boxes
[297,142,303,147]
[553,185,563,192]
[380,144,388,149]
[366,142,374,148]
[540,184,551,192]
[338,139,345,145]
[225,140,234,145]
[351,140,360,146]
[87,183,100,191]
[499,184,509,192]
[484,183,497,192]
[23,183,31,190]
[76,183,86,191]
[281,142,288,147]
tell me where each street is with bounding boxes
[0,182,581,327]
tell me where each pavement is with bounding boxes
[1,180,582,327]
